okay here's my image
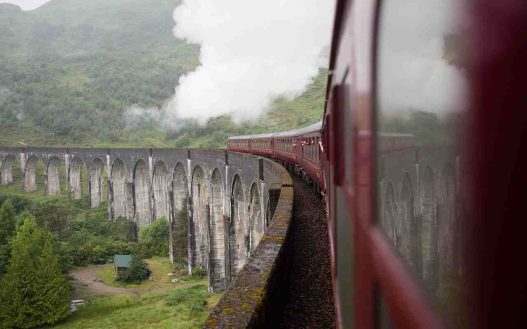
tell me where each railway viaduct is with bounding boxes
[0,147,288,293]
[0,143,461,327]
[377,141,462,297]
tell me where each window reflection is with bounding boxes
[376,0,467,326]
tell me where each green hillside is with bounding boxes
[0,0,326,148]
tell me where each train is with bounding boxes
[229,0,527,328]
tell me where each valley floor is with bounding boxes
[51,258,219,329]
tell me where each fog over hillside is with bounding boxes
[0,0,333,148]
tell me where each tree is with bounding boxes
[0,215,71,329]
[116,254,150,284]
[0,200,16,246]
[139,218,169,257]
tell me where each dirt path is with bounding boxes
[70,265,203,299]
[70,265,132,298]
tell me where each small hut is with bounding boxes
[113,255,132,275]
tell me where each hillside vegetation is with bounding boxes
[0,0,327,148]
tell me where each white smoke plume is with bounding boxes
[0,0,53,11]
[378,0,467,115]
[123,105,163,129]
[166,0,335,124]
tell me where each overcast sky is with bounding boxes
[0,0,53,10]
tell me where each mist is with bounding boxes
[165,0,335,125]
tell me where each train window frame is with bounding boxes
[372,0,468,327]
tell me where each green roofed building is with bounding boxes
[114,255,132,274]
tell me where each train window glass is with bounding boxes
[376,0,467,326]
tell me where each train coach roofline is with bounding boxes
[228,133,275,140]
[378,132,415,138]
[228,121,322,141]
[273,121,322,137]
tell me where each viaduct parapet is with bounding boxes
[0,147,288,293]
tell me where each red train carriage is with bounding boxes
[229,0,527,327]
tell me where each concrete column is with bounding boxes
[110,159,128,220]
[89,159,105,208]
[133,160,151,226]
[1,156,14,185]
[68,158,83,199]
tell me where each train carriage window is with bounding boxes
[376,0,467,326]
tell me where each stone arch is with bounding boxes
[172,163,189,263]
[191,166,208,270]
[46,157,64,196]
[229,174,247,280]
[400,173,420,273]
[111,159,128,219]
[152,161,170,221]
[133,159,151,227]
[421,166,438,291]
[89,158,107,208]
[68,157,85,199]
[1,155,16,185]
[381,182,397,244]
[248,182,263,252]
[23,155,42,192]
[209,168,225,291]
[438,164,458,278]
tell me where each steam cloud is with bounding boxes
[123,105,163,129]
[378,0,466,115]
[0,0,53,11]
[166,0,335,124]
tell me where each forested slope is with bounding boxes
[0,0,327,148]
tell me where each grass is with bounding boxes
[96,257,203,290]
[49,286,221,329]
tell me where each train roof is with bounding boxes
[228,132,275,140]
[229,121,322,141]
[273,121,322,137]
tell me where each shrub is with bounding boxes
[172,200,188,262]
[166,285,209,314]
[172,262,189,277]
[68,240,139,266]
[116,255,151,284]
[191,267,207,279]
[111,217,138,241]
[139,218,169,257]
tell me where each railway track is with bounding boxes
[277,177,336,328]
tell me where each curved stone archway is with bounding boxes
[209,168,225,291]
[46,157,64,196]
[89,158,106,208]
[191,166,208,270]
[134,160,151,227]
[153,161,170,221]
[172,163,189,263]
[249,183,263,253]
[68,157,85,199]
[111,159,128,219]
[229,175,247,280]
